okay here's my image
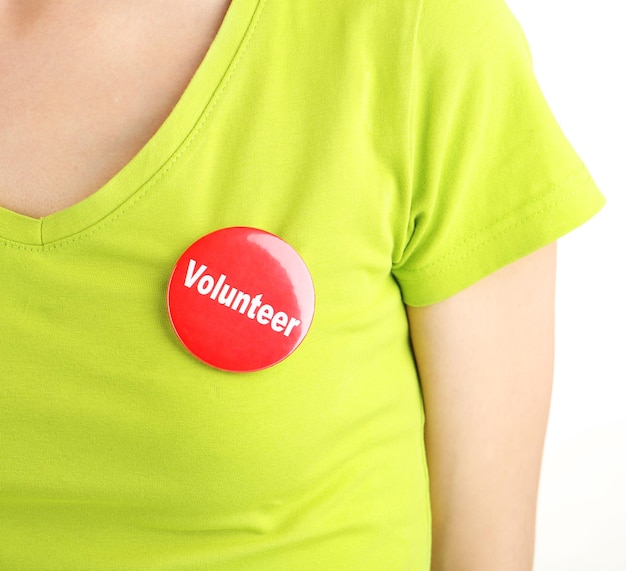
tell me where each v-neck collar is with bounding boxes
[0,0,262,248]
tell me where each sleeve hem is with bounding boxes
[397,169,606,307]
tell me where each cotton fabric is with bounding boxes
[0,0,604,569]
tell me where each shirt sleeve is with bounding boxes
[391,0,606,306]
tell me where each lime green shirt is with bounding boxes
[0,0,605,569]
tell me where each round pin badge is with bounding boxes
[167,227,315,372]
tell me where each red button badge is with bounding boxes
[167,227,315,372]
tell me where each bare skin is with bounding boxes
[408,242,556,570]
[0,0,231,218]
[2,2,555,568]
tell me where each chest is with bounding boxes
[0,1,230,218]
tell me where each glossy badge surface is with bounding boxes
[167,227,315,372]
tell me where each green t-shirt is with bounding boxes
[0,0,605,569]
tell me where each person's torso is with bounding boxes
[0,2,431,569]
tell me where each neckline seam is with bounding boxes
[0,0,266,252]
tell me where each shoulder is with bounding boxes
[414,0,531,69]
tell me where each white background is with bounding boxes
[504,1,625,569]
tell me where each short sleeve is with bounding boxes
[391,0,606,306]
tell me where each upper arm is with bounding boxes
[407,242,557,571]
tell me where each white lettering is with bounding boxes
[217,285,237,307]
[180,265,304,339]
[247,294,263,319]
[284,318,301,337]
[197,275,215,295]
[256,304,274,325]
[270,311,288,332]
[231,291,251,314]
[184,259,207,288]
[210,274,227,300]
